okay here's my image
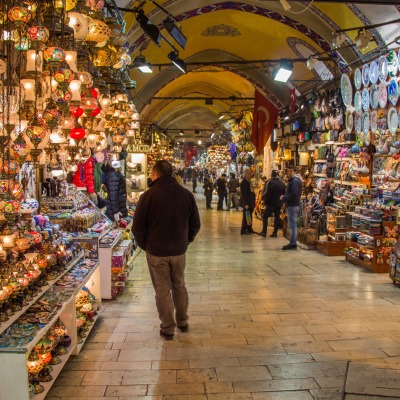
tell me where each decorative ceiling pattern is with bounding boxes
[201,24,241,37]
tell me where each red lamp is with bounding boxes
[69,127,86,140]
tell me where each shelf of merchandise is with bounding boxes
[313,173,327,177]
[75,314,100,355]
[314,160,327,163]
[126,152,147,193]
[334,180,367,186]
[0,260,101,400]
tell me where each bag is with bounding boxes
[245,210,252,226]
[97,184,108,200]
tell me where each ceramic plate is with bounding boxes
[362,64,370,87]
[354,68,362,90]
[362,112,370,133]
[388,78,398,106]
[346,110,353,133]
[361,88,370,112]
[354,113,362,134]
[364,130,371,146]
[370,110,378,132]
[354,91,362,113]
[370,84,379,109]
[341,73,353,107]
[388,50,398,77]
[388,107,398,134]
[369,60,379,85]
[379,55,388,82]
[378,82,388,108]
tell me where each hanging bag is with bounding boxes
[245,210,252,226]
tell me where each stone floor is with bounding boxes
[48,187,400,400]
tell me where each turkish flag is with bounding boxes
[251,90,279,154]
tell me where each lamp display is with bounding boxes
[27,25,50,47]
[20,79,36,102]
[8,6,32,27]
[25,50,43,73]
[65,50,78,72]
[43,45,66,68]
[86,19,111,43]
[67,12,89,41]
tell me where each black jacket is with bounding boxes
[215,177,226,194]
[282,176,302,207]
[262,177,285,207]
[132,176,201,257]
[240,178,256,209]
[103,164,128,220]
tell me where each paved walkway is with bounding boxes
[48,186,400,400]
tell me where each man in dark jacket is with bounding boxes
[132,160,201,340]
[240,168,256,235]
[280,167,302,250]
[260,170,285,238]
[227,172,240,211]
[215,173,227,211]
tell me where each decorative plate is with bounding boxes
[362,63,370,87]
[354,113,362,134]
[361,88,370,112]
[388,50,398,77]
[362,112,370,133]
[354,91,362,113]
[370,84,379,109]
[378,82,388,108]
[364,130,371,146]
[369,60,379,85]
[354,68,362,90]
[341,73,353,107]
[388,78,398,106]
[387,107,398,134]
[399,110,400,129]
[379,55,388,82]
[346,110,353,133]
[370,110,378,132]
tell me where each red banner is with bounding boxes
[251,90,279,154]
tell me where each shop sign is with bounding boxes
[128,144,154,153]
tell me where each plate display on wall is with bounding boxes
[354,91,362,113]
[369,60,379,85]
[370,110,377,132]
[361,88,370,112]
[341,73,353,107]
[387,50,398,77]
[362,112,370,133]
[346,110,353,133]
[387,107,398,134]
[370,84,379,109]
[362,63,370,87]
[354,113,362,134]
[364,130,371,146]
[354,68,362,90]
[378,55,388,82]
[378,82,388,108]
[388,78,398,106]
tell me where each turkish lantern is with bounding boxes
[69,127,86,140]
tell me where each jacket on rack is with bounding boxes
[84,157,95,194]
[72,161,86,188]
[262,177,285,207]
[103,164,128,220]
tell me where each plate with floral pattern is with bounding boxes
[362,63,370,87]
[361,88,370,112]
[362,112,370,133]
[388,107,398,134]
[370,84,379,109]
[388,78,398,106]
[370,110,377,132]
[354,68,362,90]
[369,60,379,85]
[341,73,353,107]
[378,82,388,108]
[346,110,353,133]
[354,91,362,113]
[379,55,388,82]
[354,113,362,134]
[388,50,398,77]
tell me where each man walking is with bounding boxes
[132,160,201,340]
[216,173,227,211]
[240,168,256,235]
[280,167,302,250]
[260,170,285,238]
[192,168,198,192]
[227,172,239,211]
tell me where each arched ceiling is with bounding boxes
[115,0,400,142]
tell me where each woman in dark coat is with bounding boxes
[203,176,213,209]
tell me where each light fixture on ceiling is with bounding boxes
[306,56,318,71]
[211,132,215,138]
[136,8,161,46]
[163,16,187,49]
[198,140,202,145]
[218,114,225,120]
[279,0,291,11]
[168,51,186,73]
[272,61,293,83]
[355,29,373,50]
[332,32,346,48]
[133,55,152,73]
[179,131,184,136]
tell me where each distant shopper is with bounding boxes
[132,160,201,340]
[192,168,198,193]
[216,173,227,211]
[227,172,240,211]
[260,176,268,196]
[280,167,302,250]
[260,170,285,238]
[240,168,256,235]
[183,168,188,185]
[203,176,213,209]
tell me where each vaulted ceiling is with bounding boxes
[115,0,400,142]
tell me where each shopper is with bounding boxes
[192,168,198,193]
[132,160,201,340]
[240,168,256,235]
[227,172,240,211]
[203,176,213,209]
[215,173,227,210]
[280,167,302,250]
[183,168,188,184]
[260,170,285,238]
[260,176,268,196]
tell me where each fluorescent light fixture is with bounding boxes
[168,51,186,73]
[163,16,187,49]
[272,61,293,83]
[355,29,372,50]
[133,55,153,73]
[179,131,184,136]
[218,115,225,120]
[136,9,161,46]
[211,132,215,138]
[279,0,291,11]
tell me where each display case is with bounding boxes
[126,153,147,193]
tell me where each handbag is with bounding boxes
[245,210,252,226]
[97,184,108,200]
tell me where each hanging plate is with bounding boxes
[370,84,379,110]
[346,109,353,133]
[388,107,398,134]
[369,60,379,85]
[354,91,362,113]
[362,112,370,133]
[362,63,370,87]
[361,88,370,112]
[378,82,388,108]
[388,78,398,106]
[378,55,388,82]
[354,68,362,90]
[388,50,398,77]
[354,113,362,134]
[341,73,353,107]
[370,110,378,132]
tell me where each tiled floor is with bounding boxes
[48,188,400,400]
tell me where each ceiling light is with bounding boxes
[306,56,318,71]
[218,115,225,120]
[179,131,184,136]
[272,61,293,83]
[198,140,202,145]
[211,132,215,138]
[355,29,372,50]
[168,51,186,73]
[136,9,161,46]
[133,55,152,73]
[279,0,291,11]
[163,16,187,49]
[332,32,346,48]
